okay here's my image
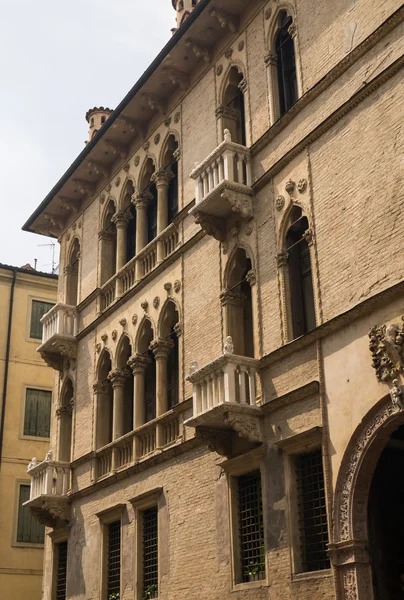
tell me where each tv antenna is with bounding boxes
[38,241,58,274]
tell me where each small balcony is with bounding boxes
[25,453,71,528]
[189,130,253,241]
[38,302,78,371]
[185,350,262,447]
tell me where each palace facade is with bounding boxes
[23,0,404,599]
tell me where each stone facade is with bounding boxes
[23,0,404,599]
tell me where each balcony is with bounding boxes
[185,350,262,449]
[38,303,78,371]
[189,130,253,241]
[25,453,71,528]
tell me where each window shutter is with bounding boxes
[30,300,54,339]
[24,388,52,438]
[17,485,45,544]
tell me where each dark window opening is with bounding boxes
[144,350,156,423]
[143,507,158,599]
[296,450,330,573]
[237,471,265,583]
[286,207,316,338]
[126,204,137,263]
[276,13,298,116]
[168,159,179,224]
[147,185,158,243]
[223,67,247,145]
[227,248,254,357]
[107,521,121,598]
[55,541,68,600]
[17,485,45,544]
[167,329,179,410]
[101,116,106,124]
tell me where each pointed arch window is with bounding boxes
[100,200,117,285]
[285,207,316,338]
[160,300,180,410]
[147,184,158,244]
[58,379,73,463]
[275,12,298,116]
[222,66,247,145]
[121,180,136,263]
[94,350,113,449]
[163,135,180,224]
[65,238,80,306]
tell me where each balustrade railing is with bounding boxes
[27,455,71,500]
[190,130,252,207]
[100,278,116,311]
[40,303,78,345]
[96,447,113,479]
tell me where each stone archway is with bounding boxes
[330,387,404,600]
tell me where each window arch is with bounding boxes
[95,349,113,448]
[284,205,316,338]
[162,135,179,224]
[275,11,298,116]
[222,66,247,145]
[58,378,73,462]
[115,335,134,436]
[159,300,180,409]
[100,199,117,285]
[140,158,157,245]
[137,319,156,423]
[65,238,80,306]
[223,247,254,357]
[121,180,137,263]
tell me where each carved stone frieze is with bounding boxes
[368,318,404,382]
[195,427,231,456]
[224,412,262,443]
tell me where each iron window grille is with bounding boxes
[107,521,121,597]
[296,450,330,572]
[237,471,265,583]
[56,541,68,600]
[143,507,158,599]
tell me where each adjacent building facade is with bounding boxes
[0,264,57,599]
[22,0,403,599]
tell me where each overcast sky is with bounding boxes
[0,0,175,273]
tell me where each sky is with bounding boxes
[0,0,175,273]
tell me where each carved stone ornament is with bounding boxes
[115,177,121,187]
[216,64,223,76]
[141,300,148,312]
[127,354,151,374]
[100,193,106,204]
[29,496,70,529]
[265,7,272,20]
[154,133,161,145]
[276,250,289,268]
[390,379,403,409]
[123,163,130,172]
[189,360,199,374]
[224,48,233,59]
[238,78,248,94]
[195,427,231,456]
[275,195,285,211]
[56,400,74,418]
[142,140,150,152]
[164,117,172,127]
[288,22,297,39]
[134,156,140,167]
[96,343,101,354]
[221,241,229,255]
[210,7,238,33]
[164,282,172,294]
[297,178,308,193]
[224,412,262,443]
[174,111,181,123]
[108,367,130,387]
[149,337,174,359]
[285,179,295,194]
[185,39,210,63]
[106,184,112,192]
[194,211,226,242]
[174,280,181,294]
[223,336,234,355]
[368,318,404,382]
[264,51,277,66]
[153,296,160,309]
[246,269,256,286]
[245,224,253,236]
[132,314,138,326]
[119,318,127,328]
[111,330,118,341]
[303,228,314,246]
[238,40,245,52]
[101,333,108,343]
[174,322,182,337]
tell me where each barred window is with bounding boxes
[237,471,265,583]
[30,300,54,339]
[16,484,45,544]
[107,521,121,597]
[296,450,330,572]
[143,507,158,599]
[24,388,52,438]
[55,541,68,600]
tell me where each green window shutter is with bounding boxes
[30,300,54,339]
[17,485,45,544]
[24,388,52,437]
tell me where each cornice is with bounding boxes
[260,381,320,413]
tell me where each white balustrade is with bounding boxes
[190,130,252,207]
[28,458,71,500]
[40,303,78,344]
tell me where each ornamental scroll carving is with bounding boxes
[368,318,404,381]
[224,412,262,443]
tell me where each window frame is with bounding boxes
[96,504,125,600]
[12,479,45,548]
[49,528,70,600]
[130,488,162,600]
[219,447,269,591]
[26,295,55,343]
[20,383,52,441]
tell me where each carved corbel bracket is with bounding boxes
[142,93,166,114]
[185,39,211,63]
[103,140,127,159]
[224,412,263,443]
[210,7,238,32]
[163,67,189,91]
[195,426,232,456]
[193,211,226,242]
[28,496,70,529]
[221,190,253,220]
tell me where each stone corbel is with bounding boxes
[56,400,74,418]
[163,67,189,90]
[221,190,253,220]
[195,426,232,456]
[103,140,127,159]
[185,39,210,63]
[215,104,239,120]
[87,160,109,178]
[264,51,277,66]
[43,213,63,231]
[224,412,262,443]
[193,211,226,242]
[210,7,238,32]
[72,179,95,196]
[29,496,70,529]
[58,196,81,215]
[142,93,166,114]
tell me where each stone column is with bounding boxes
[220,290,245,355]
[132,191,152,254]
[152,169,174,235]
[108,368,130,441]
[127,354,151,429]
[328,539,375,600]
[93,382,111,449]
[150,338,174,449]
[112,210,132,272]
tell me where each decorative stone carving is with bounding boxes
[112,210,132,228]
[275,195,285,210]
[189,360,199,374]
[141,300,148,312]
[343,568,358,600]
[194,211,226,242]
[390,379,403,409]
[224,48,233,59]
[196,427,231,456]
[216,64,223,76]
[185,39,210,63]
[150,337,174,359]
[173,147,181,161]
[297,178,308,193]
[174,112,181,123]
[101,333,108,343]
[303,228,314,246]
[221,241,228,255]
[276,250,289,268]
[96,343,101,353]
[164,282,172,294]
[246,269,256,286]
[45,450,53,462]
[142,93,165,114]
[132,314,138,326]
[123,163,130,172]
[115,177,121,187]
[173,280,181,294]
[210,7,237,32]
[238,78,248,94]
[220,290,243,307]
[163,67,189,90]
[265,7,272,20]
[119,318,127,328]
[215,105,239,121]
[93,381,109,395]
[56,400,74,418]
[288,22,297,39]
[106,184,112,192]
[164,117,172,127]
[153,296,160,309]
[28,457,38,471]
[142,140,150,152]
[134,156,140,167]
[285,179,295,194]
[224,412,262,443]
[223,336,234,355]
[238,40,245,52]
[151,168,175,187]
[29,497,70,528]
[154,133,161,145]
[264,51,277,66]
[127,354,151,374]
[174,322,182,337]
[245,224,253,236]
[108,367,130,387]
[111,330,118,341]
[368,319,404,382]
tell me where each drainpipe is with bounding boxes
[0,268,16,468]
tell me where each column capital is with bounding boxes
[149,337,174,360]
[215,104,239,120]
[220,290,244,307]
[276,250,289,268]
[151,168,175,188]
[131,190,153,210]
[127,353,151,374]
[98,229,115,242]
[108,367,131,388]
[93,381,110,395]
[264,50,277,66]
[56,399,74,418]
[111,209,133,228]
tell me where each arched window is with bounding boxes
[160,301,180,409]
[101,116,106,124]
[116,335,133,435]
[91,117,94,127]
[223,66,246,145]
[65,238,80,306]
[140,158,157,244]
[137,320,156,423]
[275,11,298,116]
[58,379,73,462]
[162,135,179,224]
[95,350,113,448]
[100,200,117,285]
[285,206,315,338]
[225,248,254,357]
[122,181,137,263]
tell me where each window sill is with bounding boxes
[291,569,332,582]
[20,434,50,442]
[232,579,269,592]
[12,541,44,549]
